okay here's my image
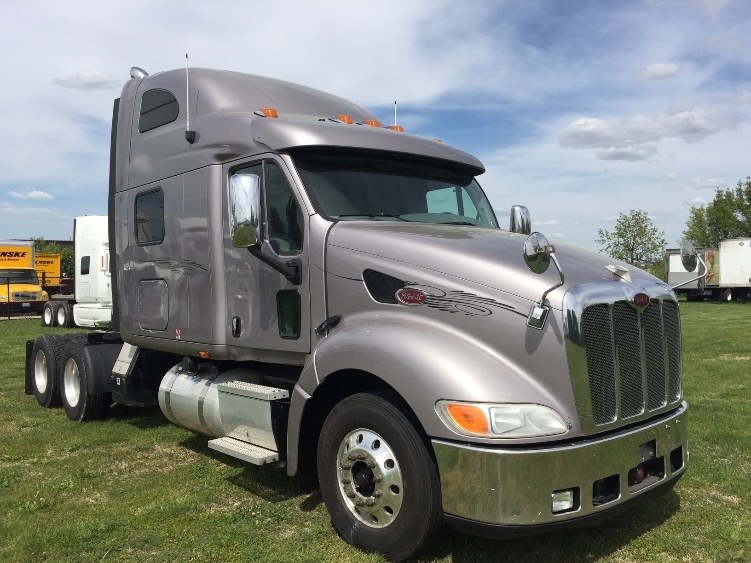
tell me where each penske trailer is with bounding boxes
[26,67,689,561]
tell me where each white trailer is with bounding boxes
[42,216,112,328]
[715,238,751,301]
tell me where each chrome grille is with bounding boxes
[12,291,38,301]
[578,295,682,427]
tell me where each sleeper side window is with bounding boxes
[135,188,165,245]
[80,256,90,275]
[139,89,179,133]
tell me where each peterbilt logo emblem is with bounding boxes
[633,293,650,308]
[396,288,427,306]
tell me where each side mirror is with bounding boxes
[230,174,262,248]
[509,205,531,235]
[680,240,698,272]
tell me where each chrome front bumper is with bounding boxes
[433,402,687,531]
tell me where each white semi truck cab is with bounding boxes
[26,67,689,561]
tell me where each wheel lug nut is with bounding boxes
[366,499,376,507]
[367,461,376,468]
[348,454,357,461]
[373,490,382,498]
[357,453,367,460]
[347,491,356,498]
[342,478,351,484]
[341,463,351,470]
[373,475,382,483]
[356,501,365,507]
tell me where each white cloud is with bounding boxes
[536,219,560,226]
[692,177,725,189]
[663,172,681,180]
[558,104,727,161]
[596,145,658,161]
[690,0,732,19]
[691,197,705,204]
[9,190,54,200]
[52,70,120,90]
[642,62,680,79]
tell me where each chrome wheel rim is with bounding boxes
[63,358,80,408]
[336,428,403,528]
[34,350,48,394]
[56,307,65,326]
[43,305,53,325]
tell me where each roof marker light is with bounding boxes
[357,119,382,128]
[254,108,279,118]
[433,138,443,143]
[329,115,354,124]
[387,125,405,132]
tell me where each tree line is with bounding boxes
[596,177,751,277]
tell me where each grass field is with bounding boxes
[1,302,750,562]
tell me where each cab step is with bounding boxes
[208,436,282,466]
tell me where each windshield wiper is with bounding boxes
[335,213,410,222]
[440,221,476,225]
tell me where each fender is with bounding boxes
[286,310,572,476]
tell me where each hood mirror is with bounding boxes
[523,232,565,330]
[680,240,698,272]
[672,240,706,290]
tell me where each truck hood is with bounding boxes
[325,222,663,309]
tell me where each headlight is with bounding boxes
[436,400,569,439]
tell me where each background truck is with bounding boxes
[0,241,49,314]
[666,238,750,302]
[35,253,61,293]
[41,216,112,328]
[25,66,689,561]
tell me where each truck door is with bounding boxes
[224,157,311,355]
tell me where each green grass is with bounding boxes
[1,303,750,562]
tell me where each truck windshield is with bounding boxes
[292,150,498,228]
[0,269,39,285]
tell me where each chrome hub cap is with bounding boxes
[34,350,48,394]
[63,358,80,407]
[336,428,403,528]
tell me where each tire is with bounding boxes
[56,302,73,328]
[60,337,107,421]
[717,288,732,302]
[31,334,65,407]
[41,301,58,327]
[317,392,443,562]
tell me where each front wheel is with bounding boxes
[60,338,107,421]
[317,392,443,561]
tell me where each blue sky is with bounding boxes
[1,0,749,252]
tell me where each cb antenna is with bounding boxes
[394,101,397,127]
[185,54,196,144]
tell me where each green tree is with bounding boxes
[31,237,61,255]
[596,210,667,278]
[61,247,74,278]
[682,177,751,248]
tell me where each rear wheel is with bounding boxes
[41,302,57,327]
[60,338,107,421]
[317,392,443,561]
[31,334,65,407]
[56,302,72,328]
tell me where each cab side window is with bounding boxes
[266,163,303,255]
[135,188,165,245]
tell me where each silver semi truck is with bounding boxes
[26,67,689,561]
